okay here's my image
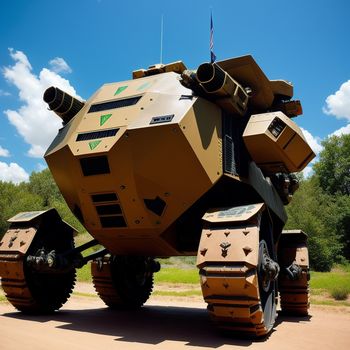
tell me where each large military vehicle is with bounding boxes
[0,55,314,337]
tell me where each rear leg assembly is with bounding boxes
[197,204,279,337]
[278,230,310,315]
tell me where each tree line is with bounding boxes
[0,169,84,237]
[285,133,350,271]
[0,134,349,271]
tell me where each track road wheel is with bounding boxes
[197,206,279,338]
[0,226,76,313]
[91,256,155,309]
[257,240,278,332]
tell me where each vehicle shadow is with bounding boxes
[2,304,311,348]
[275,311,312,326]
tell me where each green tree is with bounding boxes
[27,168,63,206]
[0,181,44,237]
[314,134,350,196]
[0,169,85,238]
[285,177,343,271]
[313,134,350,260]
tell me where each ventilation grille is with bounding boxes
[223,134,235,174]
[96,204,122,215]
[76,128,119,141]
[80,156,110,176]
[90,192,127,228]
[88,96,142,113]
[92,193,118,202]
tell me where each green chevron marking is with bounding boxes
[89,140,101,150]
[114,85,128,95]
[100,113,112,126]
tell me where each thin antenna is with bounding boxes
[210,10,216,63]
[160,14,164,64]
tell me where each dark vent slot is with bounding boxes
[76,128,119,141]
[144,196,166,216]
[80,156,110,176]
[223,134,235,174]
[100,216,127,228]
[91,193,118,202]
[88,96,142,113]
[96,204,122,215]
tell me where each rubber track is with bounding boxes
[200,266,269,337]
[0,252,75,313]
[197,224,275,337]
[278,244,310,315]
[91,258,124,307]
[0,253,38,312]
[91,257,154,308]
[279,280,310,315]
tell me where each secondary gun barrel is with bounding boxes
[196,63,249,116]
[43,86,84,124]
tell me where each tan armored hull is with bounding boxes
[45,72,225,255]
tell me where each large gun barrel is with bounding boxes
[196,63,249,116]
[43,87,84,124]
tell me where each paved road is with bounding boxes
[1,296,349,350]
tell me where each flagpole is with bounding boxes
[210,11,216,63]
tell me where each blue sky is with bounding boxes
[0,0,349,182]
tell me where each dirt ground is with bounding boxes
[1,283,350,350]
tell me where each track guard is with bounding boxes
[0,209,76,258]
[197,203,277,337]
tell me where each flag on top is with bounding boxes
[210,12,216,63]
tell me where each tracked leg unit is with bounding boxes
[278,230,310,315]
[0,210,76,313]
[91,256,159,309]
[197,204,280,337]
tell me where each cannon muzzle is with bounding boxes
[43,87,84,124]
[196,63,249,116]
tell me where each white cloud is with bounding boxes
[0,146,10,157]
[0,162,29,183]
[49,57,72,74]
[300,127,323,154]
[0,89,11,96]
[329,124,350,137]
[299,127,323,178]
[3,49,81,158]
[323,80,350,121]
